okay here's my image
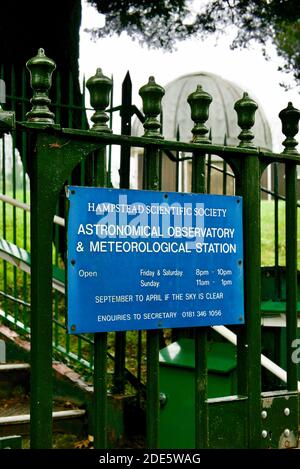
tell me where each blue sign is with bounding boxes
[67,186,244,333]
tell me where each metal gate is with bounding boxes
[1,48,300,449]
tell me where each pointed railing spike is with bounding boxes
[26,48,56,123]
[234,92,258,148]
[279,102,300,154]
[187,85,212,144]
[86,68,112,133]
[139,76,165,139]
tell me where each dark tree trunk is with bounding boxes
[1,0,82,123]
[0,0,84,258]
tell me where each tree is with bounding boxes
[0,0,82,125]
[87,0,300,87]
[1,0,299,118]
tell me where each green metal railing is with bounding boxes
[0,61,294,385]
[1,47,300,449]
[0,62,145,387]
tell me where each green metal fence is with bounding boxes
[0,47,300,449]
[0,62,294,384]
[0,63,147,390]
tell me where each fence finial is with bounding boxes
[139,76,165,138]
[279,102,300,154]
[234,92,257,148]
[26,48,56,123]
[187,85,212,144]
[86,68,112,133]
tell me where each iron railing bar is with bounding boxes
[15,123,300,163]
[207,154,212,193]
[192,150,209,449]
[213,325,300,391]
[0,290,31,307]
[0,308,31,333]
[92,140,109,449]
[1,133,8,316]
[144,143,160,449]
[207,162,234,177]
[273,163,280,298]
[237,152,261,448]
[0,194,65,226]
[131,105,145,123]
[285,162,298,391]
[94,332,108,448]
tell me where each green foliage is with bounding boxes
[87,0,189,49]
[87,0,300,86]
[261,200,300,268]
[275,20,300,85]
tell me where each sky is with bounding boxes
[79,0,300,155]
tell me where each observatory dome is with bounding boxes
[133,72,272,150]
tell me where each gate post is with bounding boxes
[113,71,133,394]
[234,93,261,448]
[86,68,112,448]
[26,48,56,448]
[139,76,164,448]
[188,84,212,449]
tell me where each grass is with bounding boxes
[261,200,300,267]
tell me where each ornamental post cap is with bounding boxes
[187,84,212,144]
[26,48,56,69]
[139,76,165,139]
[86,67,112,133]
[279,101,300,154]
[139,76,165,98]
[25,48,56,123]
[234,91,258,148]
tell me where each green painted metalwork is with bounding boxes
[26,48,56,123]
[279,102,300,154]
[113,72,133,395]
[273,162,280,299]
[86,68,112,133]
[0,435,22,449]
[1,48,300,449]
[279,103,300,394]
[195,328,209,448]
[159,339,237,448]
[191,148,209,450]
[188,84,211,449]
[119,71,132,188]
[94,332,108,448]
[0,106,15,135]
[285,164,298,392]
[260,392,298,448]
[187,85,212,144]
[139,75,164,448]
[86,67,113,449]
[234,92,258,148]
[234,93,262,448]
[26,50,56,449]
[139,76,164,140]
